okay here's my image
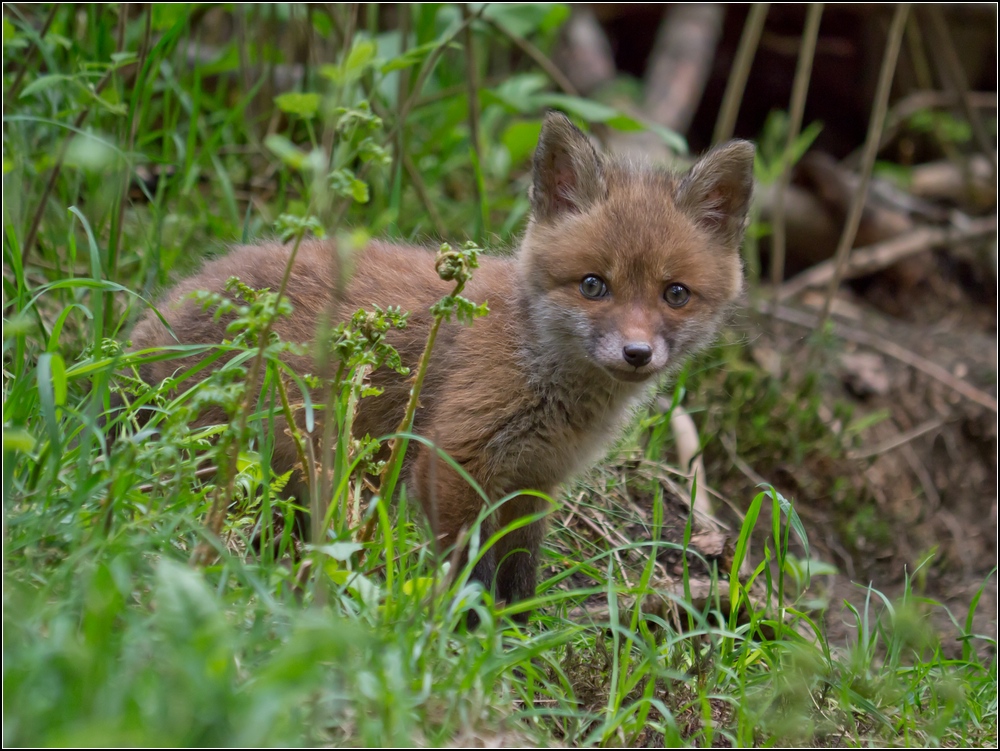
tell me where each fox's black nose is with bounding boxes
[622,343,653,368]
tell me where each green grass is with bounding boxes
[3,4,996,747]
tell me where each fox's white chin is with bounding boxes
[603,366,659,384]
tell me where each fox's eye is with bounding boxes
[664,283,690,307]
[580,275,609,299]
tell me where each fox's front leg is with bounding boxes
[493,496,550,621]
[411,446,497,607]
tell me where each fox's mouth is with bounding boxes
[603,365,659,384]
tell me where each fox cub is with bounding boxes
[128,112,753,619]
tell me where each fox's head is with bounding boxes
[520,111,753,385]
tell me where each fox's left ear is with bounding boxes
[675,140,755,249]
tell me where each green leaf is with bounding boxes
[264,134,307,170]
[483,4,570,37]
[2,16,27,49]
[322,39,378,84]
[313,542,364,561]
[154,559,228,640]
[152,3,194,31]
[274,92,320,118]
[346,39,377,71]
[380,39,459,74]
[64,135,120,172]
[401,576,434,599]
[311,10,333,37]
[3,428,36,453]
[502,120,543,165]
[351,179,370,204]
[19,74,73,99]
[36,353,61,452]
[644,122,688,155]
[50,352,67,407]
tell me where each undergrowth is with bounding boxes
[3,4,996,747]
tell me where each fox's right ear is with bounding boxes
[530,112,605,223]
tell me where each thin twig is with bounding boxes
[720,434,771,488]
[760,300,998,413]
[392,8,483,143]
[816,4,910,329]
[713,3,769,144]
[402,151,448,238]
[893,15,969,179]
[848,418,944,460]
[770,4,823,292]
[921,6,999,179]
[778,216,997,301]
[21,64,129,264]
[901,442,942,510]
[461,4,488,241]
[484,17,579,96]
[107,6,154,329]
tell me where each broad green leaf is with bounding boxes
[152,3,194,30]
[401,577,434,599]
[64,135,120,172]
[483,3,570,37]
[322,39,378,84]
[311,10,333,37]
[274,92,320,118]
[346,39,377,71]
[19,74,72,99]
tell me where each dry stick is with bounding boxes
[858,89,998,168]
[815,4,910,330]
[668,405,712,518]
[713,3,769,145]
[6,4,60,101]
[848,418,944,460]
[770,3,823,293]
[921,6,999,179]
[897,16,969,179]
[778,216,997,300]
[484,17,579,96]
[644,4,723,135]
[761,301,998,413]
[461,4,487,242]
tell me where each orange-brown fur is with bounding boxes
[127,113,754,619]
